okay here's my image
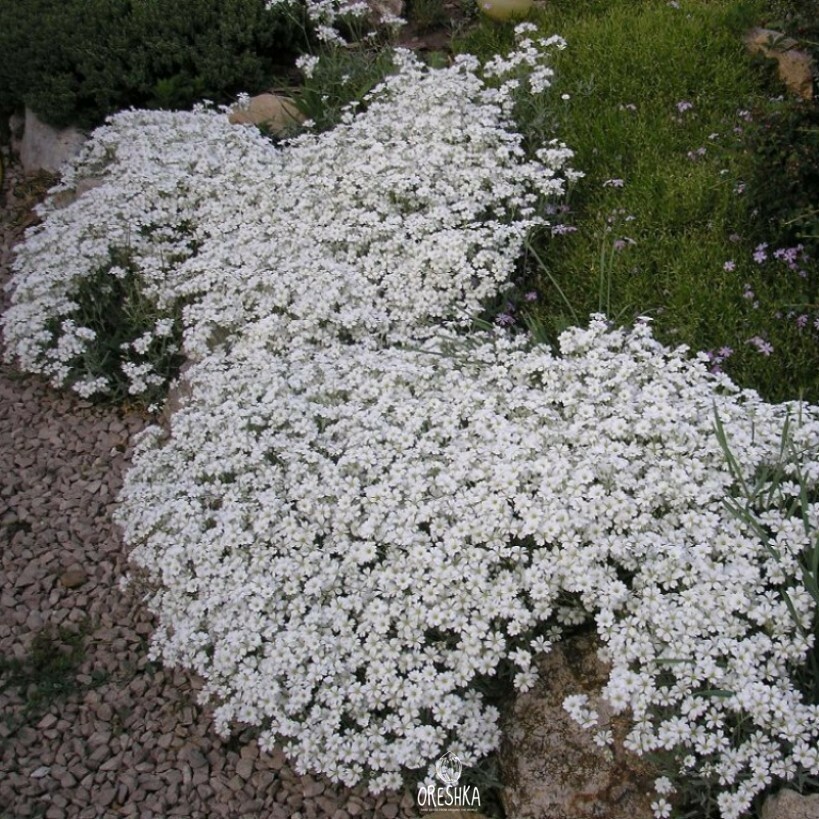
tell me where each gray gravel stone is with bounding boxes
[59,568,88,588]
[236,757,254,780]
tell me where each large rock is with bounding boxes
[340,0,404,21]
[17,108,87,175]
[500,630,656,819]
[762,790,819,819]
[228,93,304,134]
[478,0,533,23]
[362,0,403,19]
[745,28,814,100]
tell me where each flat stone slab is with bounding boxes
[18,108,87,175]
[762,790,819,819]
[500,630,656,819]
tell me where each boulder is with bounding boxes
[500,630,656,819]
[228,94,304,134]
[478,0,533,23]
[340,0,404,21]
[17,108,87,175]
[363,0,404,19]
[762,790,819,819]
[745,28,814,100]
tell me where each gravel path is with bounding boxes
[0,162,417,819]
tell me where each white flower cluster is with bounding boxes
[3,36,577,398]
[179,46,578,361]
[118,313,819,807]
[265,0,405,43]
[1,107,278,398]
[483,23,567,97]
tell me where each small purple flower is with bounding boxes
[753,243,768,264]
[686,147,707,161]
[613,237,636,251]
[524,291,538,302]
[773,245,804,270]
[495,313,516,327]
[747,336,774,356]
[743,284,755,300]
[723,260,736,272]
[603,178,625,188]
[796,314,809,329]
[551,224,578,236]
[706,346,734,374]
[676,100,694,113]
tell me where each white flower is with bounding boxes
[296,54,321,78]
[651,797,672,818]
[114,319,819,794]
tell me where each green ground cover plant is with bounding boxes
[745,0,819,251]
[456,0,819,404]
[745,99,819,254]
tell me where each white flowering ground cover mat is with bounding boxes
[2,37,577,402]
[117,319,819,815]
[3,26,819,819]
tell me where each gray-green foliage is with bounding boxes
[716,407,819,705]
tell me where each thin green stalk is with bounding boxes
[525,238,579,324]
